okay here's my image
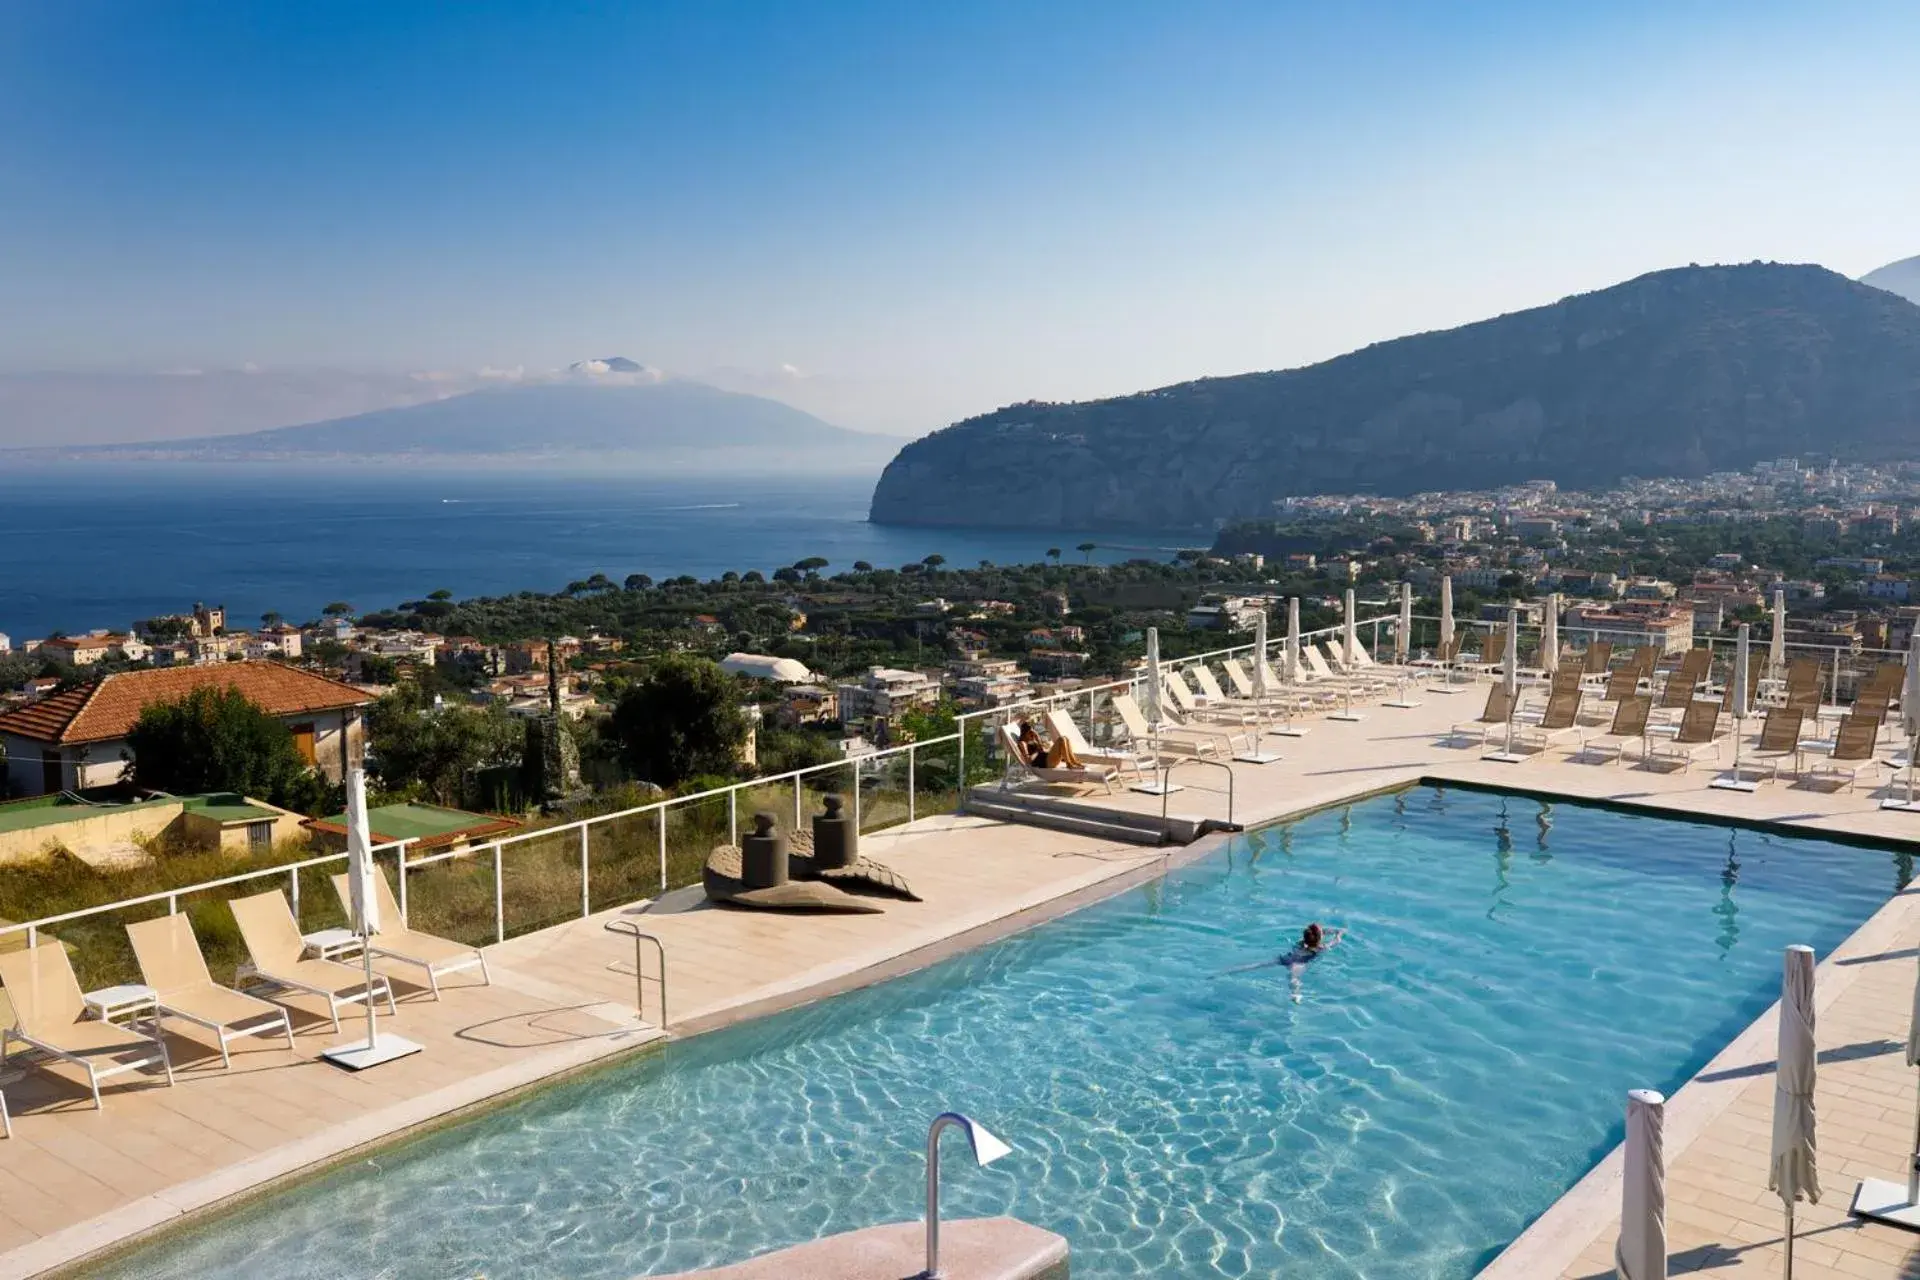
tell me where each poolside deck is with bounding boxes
[3,677,1919,1278]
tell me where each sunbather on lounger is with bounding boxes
[1016,719,1083,770]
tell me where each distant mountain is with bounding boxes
[8,373,897,472]
[85,379,892,470]
[0,367,463,447]
[1863,255,1920,306]
[870,263,1920,531]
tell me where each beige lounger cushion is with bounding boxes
[328,872,481,967]
[0,943,158,1058]
[228,891,381,995]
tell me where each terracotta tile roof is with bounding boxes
[0,663,372,746]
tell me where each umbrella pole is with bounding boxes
[364,928,377,1051]
[1783,1202,1794,1280]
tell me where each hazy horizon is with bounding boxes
[4,3,1918,446]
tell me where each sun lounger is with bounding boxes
[126,913,294,1067]
[1803,714,1883,791]
[0,941,174,1109]
[1447,684,1514,747]
[1580,641,1613,676]
[1224,656,1332,708]
[1303,644,1384,693]
[1162,668,1262,729]
[1577,695,1651,765]
[228,890,396,1032]
[1113,692,1227,759]
[1644,699,1722,772]
[997,723,1117,792]
[1715,657,1762,714]
[329,869,490,999]
[1743,706,1805,782]
[1653,650,1711,717]
[1317,641,1391,689]
[1045,708,1150,781]
[1513,689,1583,754]
[1455,629,1505,676]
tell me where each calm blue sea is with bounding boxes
[0,464,1194,639]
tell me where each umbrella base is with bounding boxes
[1327,712,1366,722]
[323,1032,423,1071]
[1880,800,1920,813]
[1481,751,1528,764]
[1232,751,1283,764]
[1851,1178,1920,1230]
[1382,698,1423,709]
[1710,774,1760,792]
[1128,781,1184,796]
[1269,726,1309,737]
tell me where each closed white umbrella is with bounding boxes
[1540,593,1559,675]
[1770,588,1787,680]
[1617,1089,1668,1280]
[1715,625,1756,792]
[322,767,420,1070]
[1252,608,1270,699]
[1286,597,1302,683]
[1343,588,1359,668]
[1384,582,1423,709]
[1396,581,1413,664]
[1487,607,1523,760]
[1439,576,1456,660]
[1888,629,1920,812]
[1770,944,1819,1280]
[1144,626,1164,729]
[1851,949,1920,1229]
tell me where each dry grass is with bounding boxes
[2,774,938,991]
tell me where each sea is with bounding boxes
[0,464,1199,640]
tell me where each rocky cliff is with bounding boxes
[869,263,1920,531]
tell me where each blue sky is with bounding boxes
[3,0,1917,434]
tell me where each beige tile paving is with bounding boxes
[0,671,1917,1278]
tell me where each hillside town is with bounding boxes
[8,457,1920,824]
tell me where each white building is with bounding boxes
[836,667,941,725]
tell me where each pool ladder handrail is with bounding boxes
[1157,756,1235,830]
[603,919,669,1031]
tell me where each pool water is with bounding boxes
[101,788,1906,1279]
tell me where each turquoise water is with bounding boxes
[101,788,1904,1279]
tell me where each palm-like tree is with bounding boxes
[1078,542,1097,563]
[1046,547,1062,565]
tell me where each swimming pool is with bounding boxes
[100,787,1905,1279]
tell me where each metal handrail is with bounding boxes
[1158,756,1236,829]
[0,838,411,948]
[604,918,668,1031]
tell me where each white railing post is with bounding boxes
[657,806,668,891]
[956,725,966,811]
[579,824,591,918]
[793,776,803,828]
[26,925,35,949]
[397,843,408,923]
[853,759,862,833]
[289,867,300,924]
[167,892,178,915]
[729,788,738,846]
[908,743,917,824]
[493,843,505,944]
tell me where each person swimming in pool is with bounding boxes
[1223,922,1345,1000]
[1281,922,1343,1002]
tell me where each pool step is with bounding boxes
[964,786,1233,846]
